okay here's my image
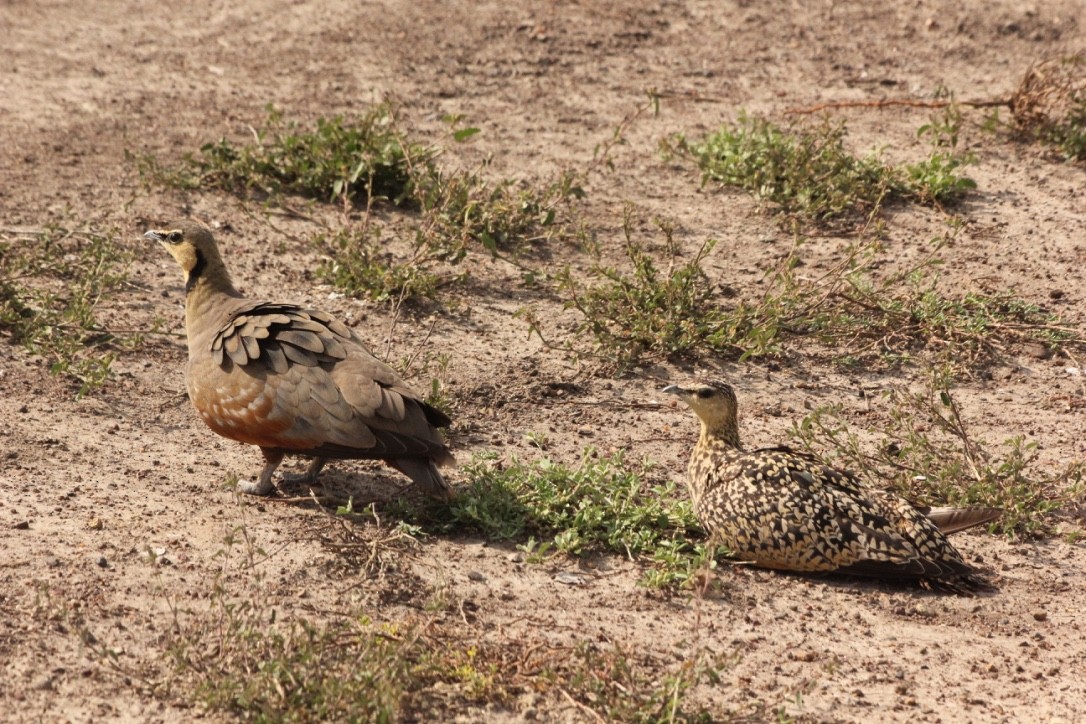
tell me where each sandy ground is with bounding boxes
[2,0,1086,721]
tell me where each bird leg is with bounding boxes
[235,448,285,496]
[280,456,326,485]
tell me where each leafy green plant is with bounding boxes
[903,152,977,205]
[0,228,142,396]
[558,228,720,364]
[390,449,708,587]
[641,539,720,590]
[159,103,423,205]
[790,367,1086,537]
[668,113,900,223]
[916,98,968,150]
[547,217,1081,376]
[549,211,783,370]
[314,224,441,303]
[907,102,977,204]
[413,167,584,264]
[1047,101,1086,161]
[457,450,699,554]
[141,105,585,291]
[753,237,1084,374]
[668,113,976,224]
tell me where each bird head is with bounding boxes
[662,381,741,444]
[145,221,231,293]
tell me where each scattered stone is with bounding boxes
[12,521,29,530]
[1025,343,1052,360]
[467,571,486,582]
[1033,610,1048,622]
[554,571,587,586]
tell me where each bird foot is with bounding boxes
[234,457,324,496]
[235,477,276,496]
[276,458,326,489]
[278,470,321,486]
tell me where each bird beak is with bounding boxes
[661,384,687,396]
[144,230,165,242]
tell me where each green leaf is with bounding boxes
[453,127,481,142]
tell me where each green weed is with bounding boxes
[557,228,722,366]
[313,224,441,303]
[392,449,708,587]
[0,227,141,397]
[146,103,423,206]
[141,105,584,299]
[754,237,1084,374]
[908,102,978,204]
[418,352,456,419]
[790,366,1086,537]
[904,152,977,205]
[551,642,725,722]
[551,211,783,371]
[640,539,720,590]
[548,220,1080,375]
[668,113,975,225]
[413,167,584,264]
[453,450,699,555]
[78,522,734,721]
[668,114,899,223]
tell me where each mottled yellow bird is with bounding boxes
[664,381,998,591]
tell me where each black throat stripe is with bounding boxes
[185,250,207,293]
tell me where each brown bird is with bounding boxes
[147,221,454,498]
[663,381,999,591]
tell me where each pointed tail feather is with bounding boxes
[389,457,454,500]
[919,571,998,596]
[923,506,1002,535]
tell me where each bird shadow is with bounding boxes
[255,461,539,543]
[755,566,999,598]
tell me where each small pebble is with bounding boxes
[555,571,587,586]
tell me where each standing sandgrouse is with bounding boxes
[663,381,999,591]
[148,221,454,498]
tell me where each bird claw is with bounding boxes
[278,471,318,485]
[235,477,275,496]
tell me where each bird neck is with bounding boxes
[183,248,242,327]
[699,418,742,450]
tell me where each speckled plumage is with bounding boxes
[664,381,998,591]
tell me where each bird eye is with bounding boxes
[167,231,182,243]
[696,388,714,399]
